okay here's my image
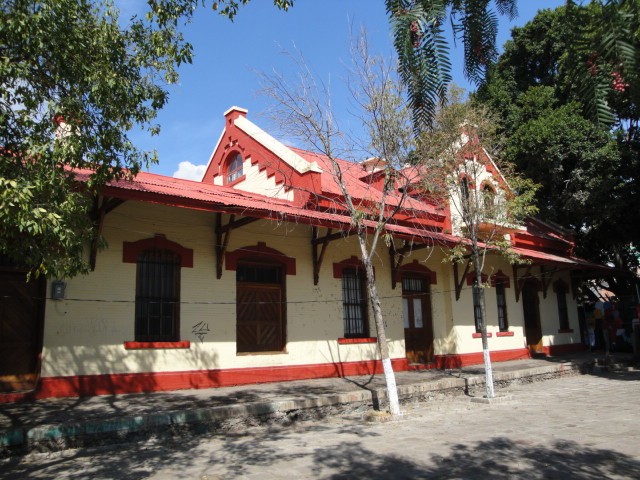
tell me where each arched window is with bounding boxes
[123,235,193,344]
[460,176,472,218]
[482,185,496,218]
[226,152,244,183]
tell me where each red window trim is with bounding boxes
[226,174,246,187]
[496,331,514,337]
[472,332,493,338]
[396,260,437,284]
[225,152,244,185]
[123,235,193,268]
[333,256,373,278]
[225,242,296,275]
[124,341,191,350]
[338,337,377,344]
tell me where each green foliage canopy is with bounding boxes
[475,2,640,293]
[0,0,195,278]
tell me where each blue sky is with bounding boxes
[121,1,566,179]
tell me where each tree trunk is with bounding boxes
[358,234,401,415]
[472,252,495,399]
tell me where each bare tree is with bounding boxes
[259,31,421,416]
[417,89,538,398]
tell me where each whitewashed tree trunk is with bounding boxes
[359,234,401,415]
[473,251,495,399]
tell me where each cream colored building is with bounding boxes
[0,107,598,400]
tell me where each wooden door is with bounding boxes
[522,280,543,354]
[236,263,285,353]
[0,271,44,392]
[402,276,434,364]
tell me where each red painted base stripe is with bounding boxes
[0,344,585,402]
[434,348,531,369]
[4,358,409,401]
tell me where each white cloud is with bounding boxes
[173,161,207,181]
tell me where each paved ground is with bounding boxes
[0,354,600,453]
[2,367,639,479]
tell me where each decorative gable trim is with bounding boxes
[234,116,322,175]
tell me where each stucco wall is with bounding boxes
[41,201,581,378]
[42,201,406,378]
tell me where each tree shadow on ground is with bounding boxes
[3,417,639,480]
[309,437,640,480]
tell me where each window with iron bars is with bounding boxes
[472,285,483,333]
[556,284,570,331]
[135,249,181,342]
[496,281,509,332]
[341,267,368,338]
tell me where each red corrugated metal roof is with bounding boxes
[288,147,439,215]
[74,168,607,272]
[510,246,611,271]
[75,168,460,245]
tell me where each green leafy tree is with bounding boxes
[386,0,518,132]
[1,0,196,278]
[475,3,640,296]
[417,89,538,398]
[564,0,640,126]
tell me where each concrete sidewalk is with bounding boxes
[0,352,630,454]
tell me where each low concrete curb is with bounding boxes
[0,358,589,454]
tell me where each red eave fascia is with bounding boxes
[510,246,612,273]
[511,231,573,256]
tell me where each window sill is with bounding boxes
[496,331,514,337]
[338,337,377,344]
[472,333,492,338]
[226,174,246,187]
[124,341,191,350]
[557,328,574,334]
[236,350,288,356]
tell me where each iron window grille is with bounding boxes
[473,285,483,333]
[556,285,570,330]
[342,267,368,338]
[496,281,509,332]
[135,249,181,342]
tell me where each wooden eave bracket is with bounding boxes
[311,227,354,285]
[540,265,556,299]
[453,258,472,301]
[90,196,125,270]
[512,263,533,302]
[215,213,259,279]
